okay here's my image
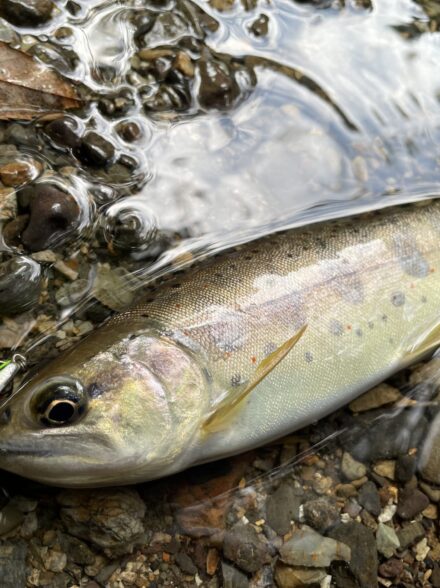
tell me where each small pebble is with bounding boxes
[397,488,429,520]
[0,0,55,26]
[279,525,350,568]
[223,524,269,573]
[341,452,367,481]
[376,523,400,558]
[397,521,425,549]
[349,383,402,412]
[358,481,381,516]
[76,132,115,168]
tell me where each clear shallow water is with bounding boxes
[6,0,440,247]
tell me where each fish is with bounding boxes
[1,200,440,487]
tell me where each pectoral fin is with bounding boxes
[204,324,307,432]
[406,322,440,363]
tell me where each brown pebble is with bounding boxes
[379,558,403,578]
[397,488,429,520]
[206,548,219,575]
[0,160,40,187]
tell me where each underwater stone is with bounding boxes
[0,0,54,26]
[279,525,350,568]
[19,183,81,252]
[0,255,41,315]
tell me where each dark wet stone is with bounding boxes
[378,558,403,579]
[58,488,146,557]
[175,552,197,575]
[221,561,249,588]
[396,487,429,520]
[420,413,440,485]
[76,132,115,168]
[0,255,41,315]
[223,523,269,573]
[142,83,190,113]
[395,454,417,484]
[357,481,381,517]
[250,14,269,37]
[198,54,241,110]
[116,120,143,142]
[302,497,339,533]
[329,521,378,588]
[19,184,81,252]
[98,90,135,118]
[396,521,425,549]
[265,482,302,535]
[85,301,113,323]
[0,0,54,26]
[345,407,428,462]
[431,564,440,588]
[44,118,81,150]
[0,540,28,587]
[58,534,96,565]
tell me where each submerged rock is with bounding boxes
[0,0,54,26]
[17,183,81,252]
[0,255,41,315]
[265,482,302,535]
[58,488,146,557]
[223,523,269,573]
[0,541,28,588]
[274,561,327,588]
[279,525,351,568]
[376,523,400,558]
[329,521,378,587]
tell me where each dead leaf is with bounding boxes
[171,453,254,538]
[0,42,81,120]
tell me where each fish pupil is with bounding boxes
[46,400,76,424]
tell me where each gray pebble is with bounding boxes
[265,482,302,535]
[397,521,425,549]
[221,561,249,588]
[223,524,269,573]
[328,521,378,587]
[279,525,350,568]
[376,523,400,558]
[302,497,340,533]
[358,481,381,517]
[341,452,367,481]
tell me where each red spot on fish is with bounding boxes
[430,267,436,273]
[346,325,352,331]
[176,303,181,309]
[251,356,257,364]
[410,283,415,288]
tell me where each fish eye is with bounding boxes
[32,378,87,427]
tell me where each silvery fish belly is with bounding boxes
[1,201,440,487]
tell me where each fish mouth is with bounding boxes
[0,442,59,457]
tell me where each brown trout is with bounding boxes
[1,201,440,487]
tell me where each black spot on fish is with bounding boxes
[382,314,388,322]
[329,319,344,336]
[393,234,429,278]
[421,296,427,303]
[304,351,313,363]
[368,321,374,329]
[171,283,181,289]
[87,383,104,398]
[355,328,363,337]
[391,292,405,307]
[231,374,243,387]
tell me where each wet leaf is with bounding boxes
[0,42,81,120]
